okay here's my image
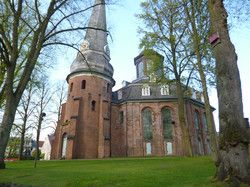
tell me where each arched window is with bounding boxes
[202,113,208,132]
[142,108,153,141]
[61,133,67,159]
[81,80,86,89]
[70,83,73,92]
[91,100,96,111]
[161,107,173,140]
[194,110,200,131]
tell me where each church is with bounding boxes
[51,0,212,159]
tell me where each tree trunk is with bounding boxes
[184,0,219,161]
[208,0,250,185]
[176,80,193,156]
[194,41,219,162]
[198,65,219,161]
[18,117,27,160]
[34,114,42,168]
[0,65,18,169]
[0,95,18,169]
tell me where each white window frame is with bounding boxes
[160,85,170,95]
[118,90,122,100]
[142,85,150,96]
[146,142,152,155]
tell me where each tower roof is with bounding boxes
[68,0,114,84]
[85,0,107,53]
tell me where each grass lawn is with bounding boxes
[0,156,227,187]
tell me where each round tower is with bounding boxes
[52,0,114,159]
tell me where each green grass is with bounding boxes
[0,156,226,187]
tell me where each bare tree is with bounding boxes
[15,78,38,160]
[0,0,114,168]
[33,76,53,168]
[53,81,67,123]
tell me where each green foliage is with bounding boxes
[0,157,221,186]
[5,137,20,158]
[137,0,195,84]
[31,149,42,159]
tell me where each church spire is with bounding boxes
[84,0,107,53]
[69,0,114,84]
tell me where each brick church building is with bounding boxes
[51,0,213,159]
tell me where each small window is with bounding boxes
[81,80,86,89]
[166,142,173,155]
[142,85,150,96]
[160,85,170,95]
[70,83,73,92]
[118,90,122,100]
[119,111,124,124]
[146,142,152,155]
[91,100,96,111]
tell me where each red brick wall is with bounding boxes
[51,74,113,159]
[52,74,213,159]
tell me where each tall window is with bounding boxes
[202,113,208,132]
[118,90,122,100]
[119,111,124,124]
[160,85,170,95]
[81,80,86,89]
[142,84,150,96]
[107,83,110,93]
[61,133,67,158]
[142,108,153,141]
[138,61,144,78]
[194,110,200,131]
[162,107,173,139]
[70,83,73,92]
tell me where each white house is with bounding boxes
[41,134,54,160]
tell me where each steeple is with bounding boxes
[69,0,114,84]
[85,0,107,53]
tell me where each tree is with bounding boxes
[183,0,218,161]
[0,0,113,169]
[208,0,250,185]
[5,126,20,158]
[33,76,53,168]
[52,81,67,123]
[15,74,39,160]
[138,0,194,156]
